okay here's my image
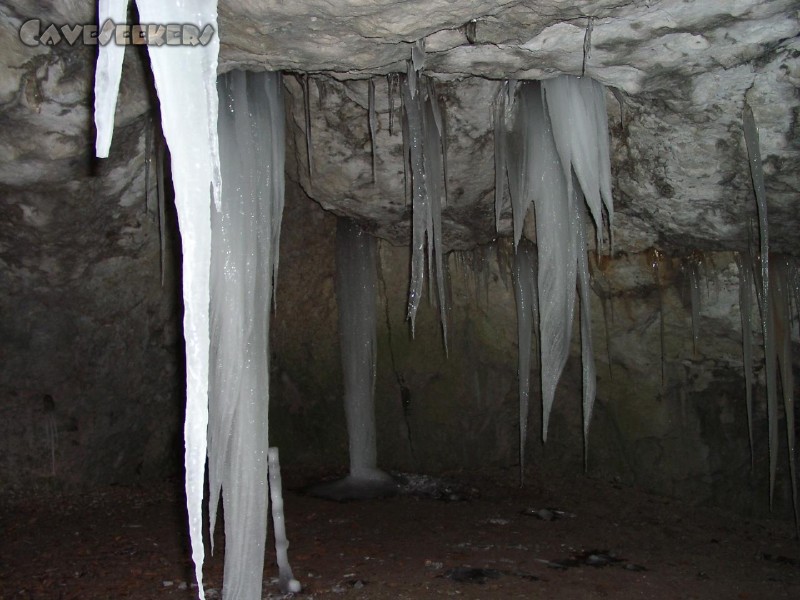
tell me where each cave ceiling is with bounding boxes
[1,0,798,254]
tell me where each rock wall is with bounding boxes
[271,178,798,519]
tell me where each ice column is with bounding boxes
[336,218,383,480]
[209,70,285,600]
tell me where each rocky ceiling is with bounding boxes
[1,0,798,254]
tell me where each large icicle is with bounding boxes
[735,252,756,469]
[94,3,221,598]
[94,0,129,158]
[208,70,284,600]
[401,66,449,348]
[512,240,538,484]
[543,76,613,247]
[743,102,779,506]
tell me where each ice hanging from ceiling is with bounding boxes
[497,76,612,458]
[208,70,285,600]
[93,2,220,598]
[401,63,449,351]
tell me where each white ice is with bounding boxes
[268,448,302,594]
[209,70,284,600]
[336,217,382,480]
[94,3,221,598]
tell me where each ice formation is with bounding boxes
[735,252,756,469]
[335,218,382,480]
[209,70,285,600]
[688,259,702,355]
[303,74,314,179]
[401,65,449,349]
[743,103,780,506]
[369,78,378,183]
[268,448,302,594]
[94,3,221,597]
[512,240,538,483]
[499,76,610,444]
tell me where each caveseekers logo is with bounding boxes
[19,19,215,47]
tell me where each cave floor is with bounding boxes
[1,468,798,600]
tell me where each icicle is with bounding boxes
[743,101,779,507]
[735,252,756,470]
[144,114,153,215]
[771,259,799,534]
[494,81,508,232]
[368,78,377,183]
[573,190,596,467]
[268,448,302,594]
[93,4,222,598]
[387,74,397,135]
[94,0,129,158]
[650,249,666,389]
[303,73,314,180]
[513,240,537,485]
[208,70,284,600]
[542,76,613,248]
[336,218,381,480]
[401,68,448,350]
[688,257,701,356]
[528,82,577,441]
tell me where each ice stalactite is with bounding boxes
[368,78,377,183]
[94,3,220,598]
[499,77,611,444]
[512,239,538,484]
[771,259,799,534]
[209,70,284,600]
[401,64,449,350]
[303,74,314,181]
[743,102,780,507]
[688,256,702,356]
[735,252,756,470]
[650,249,666,389]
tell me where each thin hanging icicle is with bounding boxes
[401,65,448,349]
[93,3,221,598]
[368,78,378,183]
[154,127,168,287]
[208,70,285,600]
[494,81,508,232]
[688,257,702,356]
[573,189,596,468]
[513,240,537,485]
[771,259,799,535]
[743,101,779,507]
[303,73,314,180]
[735,252,756,470]
[650,249,666,389]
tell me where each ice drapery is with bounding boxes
[209,70,285,600]
[93,3,220,597]
[336,218,381,479]
[498,76,612,450]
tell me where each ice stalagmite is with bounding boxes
[268,448,302,594]
[512,240,538,484]
[209,70,284,600]
[94,3,220,598]
[336,218,382,481]
[401,66,449,349]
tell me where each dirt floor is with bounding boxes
[1,467,798,599]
